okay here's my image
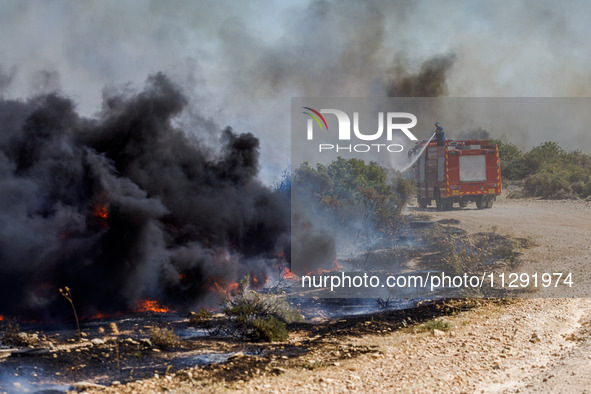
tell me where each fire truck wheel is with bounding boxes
[418,196,429,208]
[486,199,494,209]
[459,199,468,208]
[435,189,443,211]
[476,196,485,209]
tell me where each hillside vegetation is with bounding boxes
[491,140,591,199]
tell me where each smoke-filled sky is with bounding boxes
[2,0,591,181]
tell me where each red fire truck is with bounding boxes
[412,139,501,210]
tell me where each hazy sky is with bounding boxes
[1,0,591,181]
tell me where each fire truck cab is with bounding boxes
[412,139,501,210]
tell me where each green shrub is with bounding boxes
[499,141,591,199]
[490,139,526,180]
[222,275,303,342]
[251,316,288,342]
[418,319,451,332]
[523,141,565,175]
[524,171,573,199]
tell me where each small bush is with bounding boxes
[223,275,303,342]
[149,326,180,349]
[251,316,288,342]
[517,237,537,249]
[438,234,492,275]
[524,171,573,199]
[423,226,530,275]
[188,308,213,325]
[419,319,451,332]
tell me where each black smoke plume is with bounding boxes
[386,53,456,97]
[0,73,290,320]
[456,127,491,140]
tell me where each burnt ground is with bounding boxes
[0,212,535,393]
[0,298,501,393]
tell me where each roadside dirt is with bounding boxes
[430,198,591,298]
[81,197,591,393]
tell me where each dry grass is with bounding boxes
[421,223,534,276]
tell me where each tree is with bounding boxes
[489,139,525,180]
[523,141,565,175]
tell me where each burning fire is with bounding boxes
[208,279,239,297]
[94,204,108,220]
[306,258,344,276]
[94,202,110,229]
[332,258,343,270]
[282,267,296,280]
[82,310,125,321]
[251,272,269,288]
[0,315,4,321]
[133,299,172,313]
[276,251,299,281]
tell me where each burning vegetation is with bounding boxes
[134,300,172,314]
[0,45,461,322]
[0,73,300,321]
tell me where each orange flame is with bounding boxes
[208,279,239,297]
[94,203,109,229]
[251,273,269,289]
[134,299,171,313]
[306,258,344,276]
[276,251,299,281]
[282,267,296,280]
[0,315,4,322]
[81,310,123,321]
[94,204,108,220]
[332,258,343,270]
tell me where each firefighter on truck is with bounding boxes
[412,122,502,211]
